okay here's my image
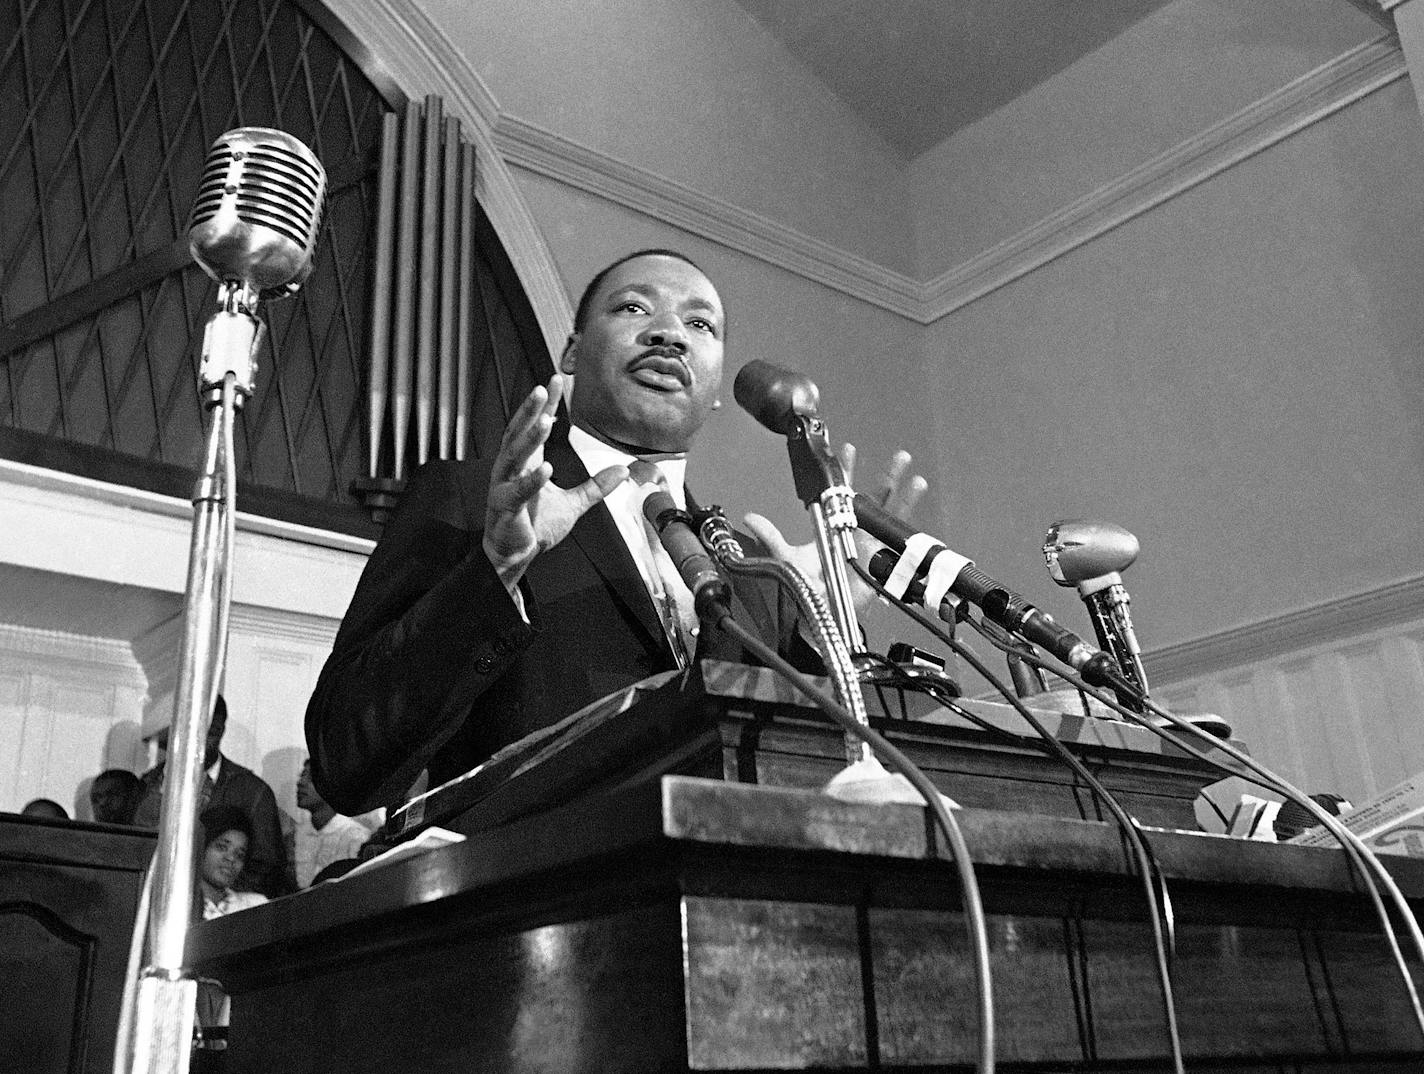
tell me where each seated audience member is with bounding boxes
[193,805,268,1070]
[20,798,69,820]
[89,769,142,825]
[293,757,369,887]
[197,805,269,919]
[134,695,292,896]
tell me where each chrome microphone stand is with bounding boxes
[128,290,256,1074]
[120,127,324,1074]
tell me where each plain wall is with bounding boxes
[908,0,1378,275]
[916,78,1424,650]
[414,0,915,271]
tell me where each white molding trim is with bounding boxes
[0,623,147,683]
[471,36,1404,326]
[1145,572,1424,683]
[228,605,341,647]
[320,0,573,364]
[921,35,1407,321]
[494,116,927,320]
[0,459,375,555]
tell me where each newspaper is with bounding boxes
[1288,773,1424,857]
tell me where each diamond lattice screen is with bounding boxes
[0,0,547,532]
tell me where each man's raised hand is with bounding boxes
[482,376,627,592]
[743,444,928,616]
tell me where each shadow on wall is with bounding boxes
[103,720,146,774]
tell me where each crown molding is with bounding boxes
[1144,572,1424,684]
[228,604,341,647]
[921,35,1406,320]
[0,623,147,684]
[494,116,927,320]
[482,36,1402,327]
[317,9,1402,328]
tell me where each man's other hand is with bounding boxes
[743,444,927,615]
[483,376,627,592]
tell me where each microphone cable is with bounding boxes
[702,604,997,1074]
[966,613,1424,1043]
[850,558,1187,1074]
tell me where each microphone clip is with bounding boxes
[783,413,848,508]
[198,296,263,405]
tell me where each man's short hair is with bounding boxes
[94,769,141,794]
[572,248,708,334]
[21,798,68,820]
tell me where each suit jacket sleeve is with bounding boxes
[306,458,535,814]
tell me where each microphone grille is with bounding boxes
[188,128,326,296]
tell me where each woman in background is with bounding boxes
[193,805,268,1071]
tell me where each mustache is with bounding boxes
[630,347,691,386]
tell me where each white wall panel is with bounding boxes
[0,465,364,820]
[0,627,147,816]
[1156,614,1424,806]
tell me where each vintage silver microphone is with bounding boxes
[187,127,325,401]
[121,129,324,1074]
[1042,519,1149,700]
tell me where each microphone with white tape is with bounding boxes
[187,127,326,398]
[1042,519,1149,699]
[855,496,1130,693]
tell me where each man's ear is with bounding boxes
[559,334,579,375]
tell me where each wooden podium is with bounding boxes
[191,776,1424,1072]
[379,661,1231,842]
[188,670,1424,1072]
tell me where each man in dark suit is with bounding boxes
[307,250,914,816]
[135,695,292,896]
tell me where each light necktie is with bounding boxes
[628,460,699,668]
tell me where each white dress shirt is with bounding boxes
[568,425,698,664]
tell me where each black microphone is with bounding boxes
[733,360,822,435]
[641,488,733,621]
[856,496,1127,690]
[188,127,326,297]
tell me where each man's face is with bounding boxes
[561,254,724,453]
[296,760,322,812]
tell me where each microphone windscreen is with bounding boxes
[1042,519,1140,586]
[188,127,326,297]
[733,360,820,434]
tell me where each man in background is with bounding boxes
[135,695,292,896]
[292,757,369,887]
[89,768,141,825]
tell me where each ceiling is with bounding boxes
[731,0,1185,156]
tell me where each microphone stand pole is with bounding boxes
[773,417,956,806]
[125,281,261,1074]
[777,413,874,767]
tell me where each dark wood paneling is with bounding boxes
[0,816,155,1074]
[189,777,1424,1073]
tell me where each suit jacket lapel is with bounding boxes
[541,422,671,658]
